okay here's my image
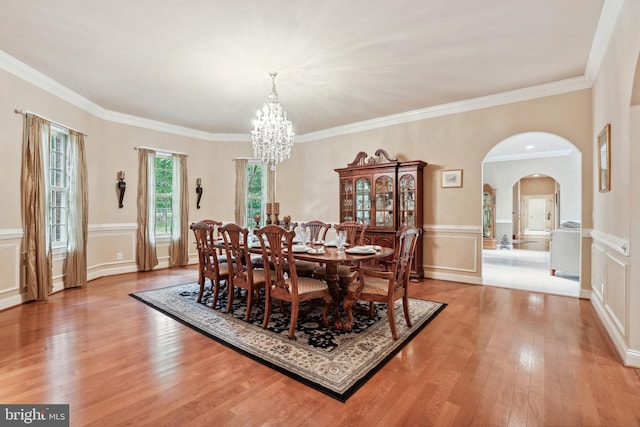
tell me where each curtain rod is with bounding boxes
[14,109,88,137]
[134,145,188,157]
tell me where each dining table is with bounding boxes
[250,241,394,329]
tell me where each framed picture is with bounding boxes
[598,123,611,192]
[441,169,463,188]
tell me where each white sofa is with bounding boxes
[549,228,580,276]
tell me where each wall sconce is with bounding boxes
[195,178,203,209]
[117,171,126,208]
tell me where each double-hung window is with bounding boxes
[49,126,69,248]
[154,154,173,237]
[246,160,267,227]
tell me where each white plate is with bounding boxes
[324,241,350,247]
[346,246,376,254]
[288,245,311,253]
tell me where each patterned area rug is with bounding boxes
[130,282,445,402]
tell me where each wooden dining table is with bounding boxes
[250,242,394,328]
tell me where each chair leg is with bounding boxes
[288,303,299,340]
[402,293,412,328]
[211,280,221,309]
[225,285,234,314]
[244,288,254,321]
[197,278,205,303]
[262,293,272,329]
[387,301,398,340]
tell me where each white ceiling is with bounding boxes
[0,0,613,142]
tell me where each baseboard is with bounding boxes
[87,263,139,281]
[423,270,483,285]
[590,294,639,367]
[0,293,23,311]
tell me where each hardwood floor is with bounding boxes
[1,266,640,426]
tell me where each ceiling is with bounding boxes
[0,0,613,141]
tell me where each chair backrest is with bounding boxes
[254,224,299,294]
[334,221,367,246]
[200,219,223,247]
[393,226,422,290]
[190,221,222,275]
[301,220,331,242]
[220,223,252,283]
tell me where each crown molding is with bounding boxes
[0,49,248,143]
[584,0,625,83]
[296,76,591,143]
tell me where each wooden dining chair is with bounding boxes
[253,224,333,339]
[190,221,229,308]
[220,223,273,322]
[200,219,226,262]
[312,221,367,289]
[343,226,421,339]
[284,220,332,278]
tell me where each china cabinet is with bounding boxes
[335,149,426,279]
[483,183,496,249]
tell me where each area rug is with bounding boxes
[130,282,445,402]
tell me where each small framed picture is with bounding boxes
[597,123,611,192]
[441,169,463,188]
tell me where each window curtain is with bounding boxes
[234,159,247,225]
[136,148,158,271]
[63,131,88,288]
[20,115,52,301]
[169,154,189,267]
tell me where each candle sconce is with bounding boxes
[195,178,203,209]
[117,171,126,208]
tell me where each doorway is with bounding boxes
[482,132,581,296]
[524,197,547,232]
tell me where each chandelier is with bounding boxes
[251,71,295,170]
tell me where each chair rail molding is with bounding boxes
[590,229,629,256]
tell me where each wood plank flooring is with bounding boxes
[1,266,640,426]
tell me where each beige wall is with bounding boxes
[283,91,593,284]
[520,176,555,195]
[589,0,640,367]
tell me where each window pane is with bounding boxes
[154,156,173,236]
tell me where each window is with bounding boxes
[49,127,69,247]
[155,154,173,236]
[246,160,267,227]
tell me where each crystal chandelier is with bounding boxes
[251,71,295,170]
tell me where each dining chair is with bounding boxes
[200,219,226,262]
[220,223,273,321]
[343,226,421,339]
[284,220,332,278]
[190,221,229,308]
[312,221,367,288]
[253,224,333,339]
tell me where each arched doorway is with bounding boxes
[481,132,582,296]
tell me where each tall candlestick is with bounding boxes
[274,202,280,215]
[266,202,272,215]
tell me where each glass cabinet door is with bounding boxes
[374,175,394,227]
[354,177,371,225]
[398,174,416,227]
[340,179,353,221]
